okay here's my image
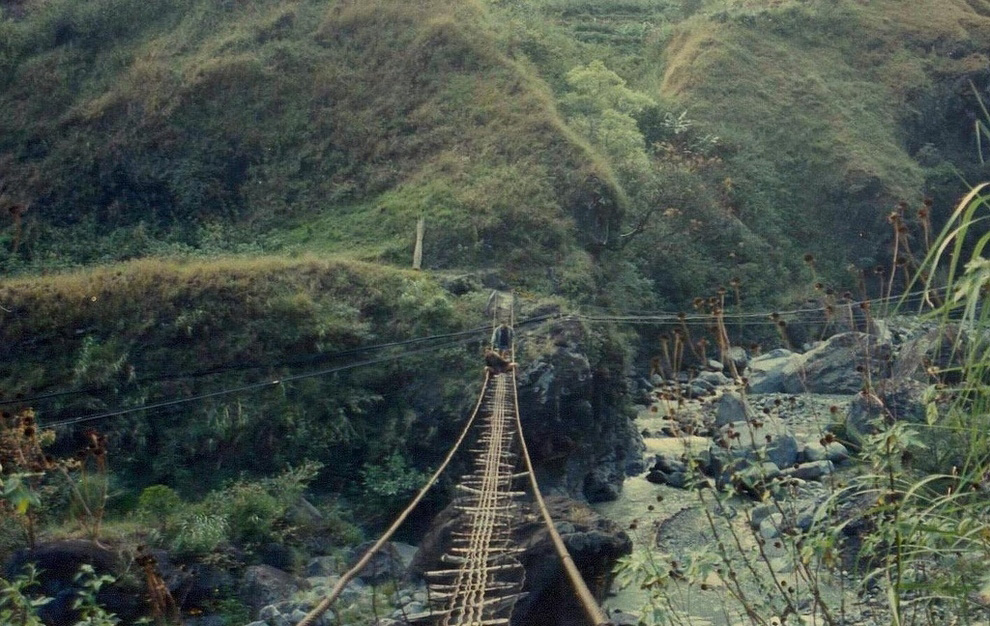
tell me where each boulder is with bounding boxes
[804,440,849,464]
[715,392,756,428]
[5,540,144,626]
[698,370,731,387]
[746,349,797,393]
[241,565,309,612]
[748,333,891,395]
[845,392,887,444]
[516,320,641,502]
[305,556,340,578]
[345,541,408,584]
[877,377,929,423]
[782,460,834,481]
[891,324,969,383]
[716,416,799,469]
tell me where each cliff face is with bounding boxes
[516,318,643,502]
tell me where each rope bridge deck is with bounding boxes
[425,374,526,626]
[297,297,610,626]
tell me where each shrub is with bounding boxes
[170,512,229,557]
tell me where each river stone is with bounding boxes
[728,346,749,370]
[609,610,642,625]
[891,324,969,383]
[305,556,339,578]
[698,370,731,386]
[846,392,886,444]
[804,440,850,463]
[715,391,756,427]
[653,453,687,475]
[750,503,775,529]
[746,349,797,393]
[346,541,408,583]
[759,513,785,539]
[750,333,892,394]
[242,566,309,613]
[783,460,834,481]
[718,416,799,469]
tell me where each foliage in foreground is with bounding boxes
[614,187,990,625]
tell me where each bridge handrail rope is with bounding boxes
[506,313,610,626]
[295,370,493,626]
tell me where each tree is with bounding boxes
[559,60,655,183]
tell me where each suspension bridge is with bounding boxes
[296,295,612,626]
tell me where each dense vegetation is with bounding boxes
[3,0,990,623]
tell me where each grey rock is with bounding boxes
[755,348,795,361]
[783,460,834,481]
[346,541,408,583]
[796,508,816,531]
[609,609,642,625]
[717,416,799,469]
[750,503,775,529]
[403,601,426,615]
[825,441,849,463]
[707,359,724,371]
[891,324,969,383]
[690,379,714,395]
[749,333,891,394]
[790,332,891,394]
[259,606,280,621]
[290,609,309,623]
[391,542,418,569]
[846,393,887,444]
[242,566,309,613]
[747,350,798,393]
[878,378,929,423]
[654,454,687,475]
[727,346,749,373]
[715,391,756,428]
[625,455,647,476]
[759,513,785,539]
[804,440,850,463]
[305,556,339,578]
[245,622,267,626]
[665,471,688,489]
[698,370,731,387]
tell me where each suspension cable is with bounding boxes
[40,335,478,429]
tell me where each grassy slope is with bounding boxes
[655,0,990,274]
[1,0,989,486]
[484,0,990,294]
[0,0,620,290]
[0,255,486,492]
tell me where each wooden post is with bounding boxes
[413,216,425,270]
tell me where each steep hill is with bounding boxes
[0,0,621,295]
[2,0,990,497]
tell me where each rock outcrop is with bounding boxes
[747,332,891,394]
[515,318,641,502]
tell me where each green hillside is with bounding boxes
[3,2,990,621]
[3,0,988,303]
[0,0,622,297]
